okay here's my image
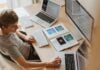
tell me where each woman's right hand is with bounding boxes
[46,57,61,68]
[24,35,36,44]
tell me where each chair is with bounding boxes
[0,51,15,62]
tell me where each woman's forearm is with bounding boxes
[16,30,27,40]
[16,56,47,69]
[24,61,47,68]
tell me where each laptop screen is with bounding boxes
[65,0,94,43]
[42,0,49,11]
[46,1,60,18]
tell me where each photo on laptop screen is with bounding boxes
[65,0,94,43]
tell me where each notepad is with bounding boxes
[32,29,48,47]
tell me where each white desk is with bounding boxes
[20,3,88,70]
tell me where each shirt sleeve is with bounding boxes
[6,45,23,60]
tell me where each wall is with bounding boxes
[78,0,100,70]
[7,0,33,8]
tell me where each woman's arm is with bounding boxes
[10,45,61,69]
[15,55,61,69]
[15,56,46,68]
[16,30,27,41]
[16,30,36,43]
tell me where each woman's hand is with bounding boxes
[24,35,36,44]
[46,57,61,68]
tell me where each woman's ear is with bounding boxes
[1,26,5,29]
[1,26,7,30]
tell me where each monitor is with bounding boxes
[65,0,94,43]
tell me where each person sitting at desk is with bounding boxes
[0,9,61,70]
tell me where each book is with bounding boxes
[43,23,78,51]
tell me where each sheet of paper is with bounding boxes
[32,29,49,47]
[14,7,30,18]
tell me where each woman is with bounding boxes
[0,9,61,70]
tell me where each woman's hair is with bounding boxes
[0,9,18,28]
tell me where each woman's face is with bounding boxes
[4,22,19,33]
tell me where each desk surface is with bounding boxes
[20,3,87,70]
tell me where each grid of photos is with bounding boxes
[46,24,65,35]
[43,24,69,40]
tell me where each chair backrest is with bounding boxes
[0,51,15,62]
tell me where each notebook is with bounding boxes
[32,29,48,47]
[30,0,60,28]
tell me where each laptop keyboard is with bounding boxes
[36,12,55,23]
[65,54,76,70]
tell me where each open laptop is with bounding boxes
[65,41,88,70]
[65,53,86,70]
[30,0,60,28]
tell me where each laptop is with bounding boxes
[65,41,88,70]
[30,0,60,28]
[65,53,86,70]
